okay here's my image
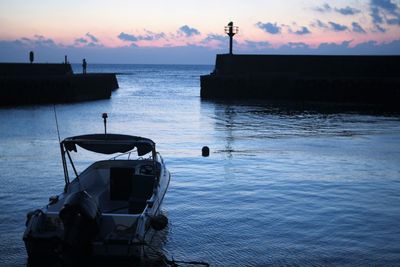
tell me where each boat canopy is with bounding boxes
[62,134,155,155]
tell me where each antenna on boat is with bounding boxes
[53,105,61,143]
[102,113,108,135]
[54,105,70,192]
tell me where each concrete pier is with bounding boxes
[0,63,119,106]
[200,54,400,109]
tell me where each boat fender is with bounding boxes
[23,209,59,260]
[150,214,168,231]
[25,209,44,227]
[23,210,47,246]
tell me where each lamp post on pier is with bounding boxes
[224,22,239,55]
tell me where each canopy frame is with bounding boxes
[59,134,157,192]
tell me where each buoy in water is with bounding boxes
[202,146,210,157]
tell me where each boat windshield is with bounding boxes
[59,134,157,188]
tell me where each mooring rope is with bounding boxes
[142,241,210,266]
[164,258,210,267]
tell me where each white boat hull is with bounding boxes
[24,154,170,262]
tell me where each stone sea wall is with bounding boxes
[0,63,118,106]
[200,54,400,109]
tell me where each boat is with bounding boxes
[23,114,170,262]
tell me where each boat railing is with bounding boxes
[110,150,153,161]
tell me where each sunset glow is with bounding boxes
[1,0,400,63]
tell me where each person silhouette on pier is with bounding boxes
[82,58,87,74]
[29,51,34,64]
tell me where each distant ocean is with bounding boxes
[1,64,400,266]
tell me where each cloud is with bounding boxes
[317,40,352,52]
[315,3,361,16]
[1,37,400,64]
[285,42,310,49]
[352,22,367,33]
[328,21,348,31]
[201,34,229,49]
[73,33,101,47]
[178,25,200,37]
[311,20,329,29]
[75,38,88,44]
[201,33,239,50]
[86,32,99,43]
[256,22,281,34]
[352,39,400,54]
[370,0,400,29]
[13,35,58,48]
[314,39,400,55]
[335,6,361,15]
[387,17,400,24]
[202,34,226,43]
[118,30,166,43]
[371,7,384,24]
[311,20,365,33]
[315,3,332,12]
[375,24,387,32]
[139,30,166,41]
[291,26,311,35]
[242,40,271,50]
[237,39,400,55]
[118,32,138,42]
[372,0,398,13]
[34,35,57,47]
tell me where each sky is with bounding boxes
[1,0,400,64]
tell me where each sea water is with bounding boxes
[0,64,399,266]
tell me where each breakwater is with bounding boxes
[0,63,118,106]
[200,54,400,109]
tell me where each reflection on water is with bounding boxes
[1,64,400,267]
[212,100,399,140]
[203,100,400,266]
